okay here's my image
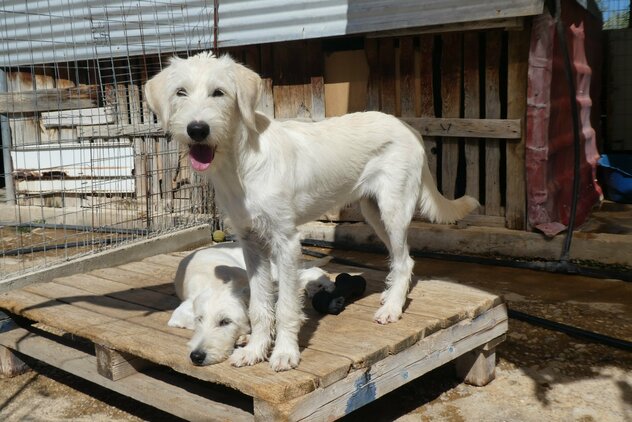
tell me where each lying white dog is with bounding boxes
[168,243,333,366]
[145,52,478,371]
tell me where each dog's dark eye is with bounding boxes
[195,316,203,324]
[176,88,188,97]
[211,89,224,98]
[218,318,231,327]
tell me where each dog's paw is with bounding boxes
[373,303,402,325]
[269,347,300,372]
[229,345,266,367]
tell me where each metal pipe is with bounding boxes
[0,69,15,205]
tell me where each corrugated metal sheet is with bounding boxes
[0,0,215,67]
[1,0,546,67]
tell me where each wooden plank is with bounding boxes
[402,117,520,139]
[54,273,178,311]
[22,282,181,331]
[399,36,416,118]
[0,287,318,403]
[142,253,184,268]
[419,34,437,178]
[273,42,310,119]
[463,32,481,202]
[379,38,396,115]
[506,27,530,230]
[0,328,254,422]
[88,266,176,295]
[485,31,502,216]
[0,85,100,114]
[440,33,463,199]
[78,122,163,139]
[367,17,525,38]
[299,308,409,369]
[256,304,508,421]
[365,38,380,111]
[295,348,352,389]
[310,76,325,121]
[308,40,325,122]
[40,107,116,127]
[96,343,151,381]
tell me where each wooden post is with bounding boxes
[95,344,149,381]
[0,312,29,378]
[455,334,505,386]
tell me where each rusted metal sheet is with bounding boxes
[526,0,602,236]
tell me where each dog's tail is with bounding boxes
[418,161,480,224]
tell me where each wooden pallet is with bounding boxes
[0,252,507,421]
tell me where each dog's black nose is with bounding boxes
[190,350,207,365]
[187,121,210,142]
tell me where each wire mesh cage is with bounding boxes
[0,1,218,279]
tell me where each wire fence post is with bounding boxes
[0,68,15,205]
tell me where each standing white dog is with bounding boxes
[145,52,478,371]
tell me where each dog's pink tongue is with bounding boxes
[189,145,214,171]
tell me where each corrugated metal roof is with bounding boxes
[0,0,546,67]
[0,0,214,67]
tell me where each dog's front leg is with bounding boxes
[269,231,303,371]
[229,233,274,367]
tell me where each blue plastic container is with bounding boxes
[598,154,632,204]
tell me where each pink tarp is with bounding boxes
[526,2,603,236]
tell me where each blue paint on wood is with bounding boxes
[345,371,377,414]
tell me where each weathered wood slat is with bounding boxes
[463,32,481,203]
[0,328,254,422]
[41,107,116,127]
[399,36,416,119]
[485,31,503,216]
[75,116,518,140]
[419,34,437,178]
[88,266,176,295]
[54,273,178,311]
[506,27,530,230]
[22,282,184,337]
[367,17,525,38]
[0,287,318,403]
[379,38,396,115]
[365,38,380,111]
[78,122,163,138]
[440,33,463,199]
[0,85,100,114]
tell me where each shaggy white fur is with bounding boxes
[145,52,479,371]
[168,242,333,366]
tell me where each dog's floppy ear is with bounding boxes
[144,67,172,129]
[233,62,262,132]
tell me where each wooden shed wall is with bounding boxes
[224,29,529,229]
[2,26,530,231]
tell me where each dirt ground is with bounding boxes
[1,248,631,421]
